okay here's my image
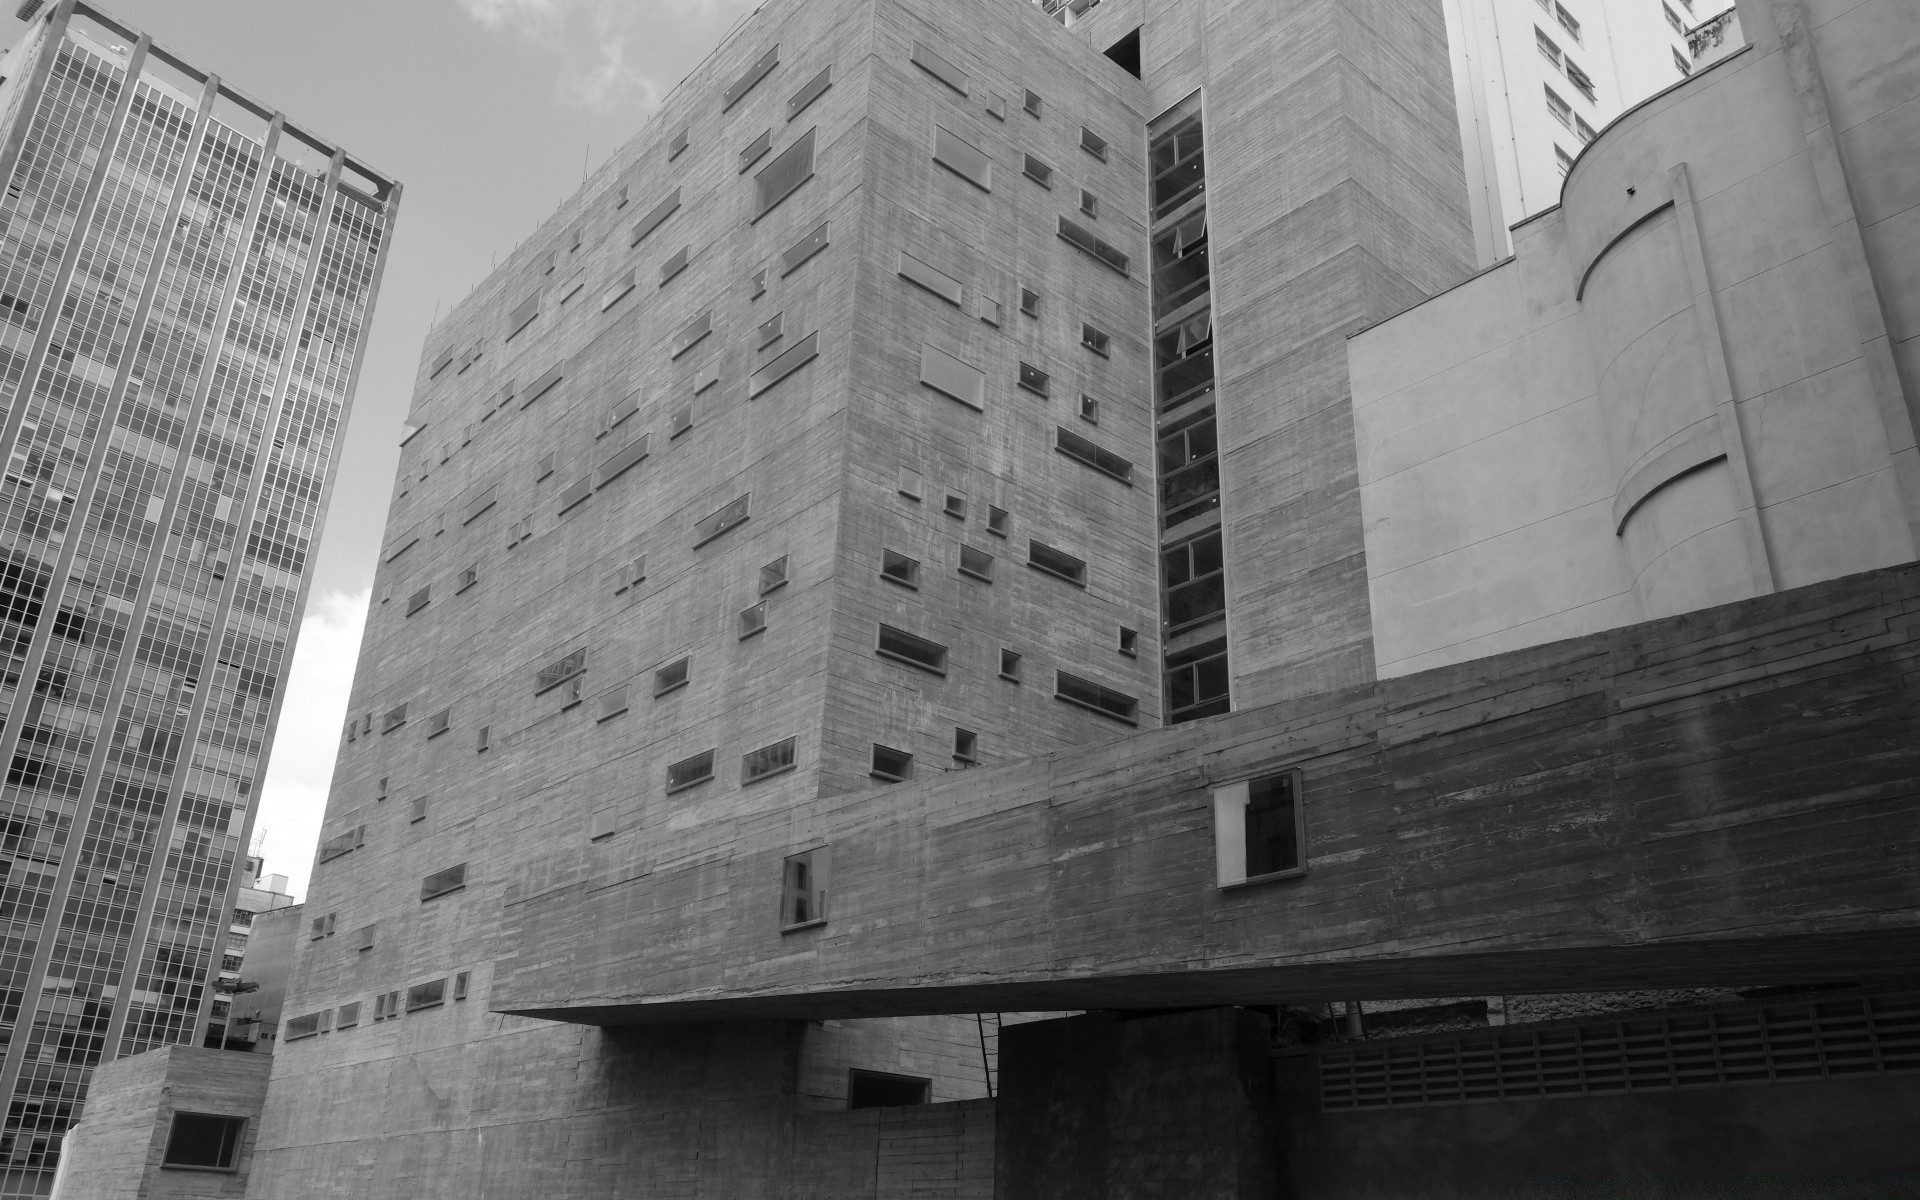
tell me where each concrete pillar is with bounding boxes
[994,1008,1279,1200]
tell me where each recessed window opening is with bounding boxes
[1082,323,1110,356]
[943,493,966,519]
[1020,288,1041,317]
[1080,189,1098,218]
[163,1113,245,1170]
[959,545,994,581]
[782,847,829,928]
[953,728,978,763]
[987,505,1009,537]
[743,736,798,783]
[933,125,994,191]
[655,656,691,695]
[1080,395,1100,423]
[1028,540,1086,586]
[535,648,587,694]
[1022,89,1042,118]
[668,750,716,792]
[1164,529,1227,631]
[1022,154,1053,188]
[870,743,913,782]
[999,649,1022,681]
[881,550,921,588]
[1214,769,1306,886]
[1080,126,1109,160]
[1056,427,1134,484]
[420,862,467,901]
[1018,362,1050,396]
[760,555,790,593]
[1104,28,1142,77]
[1159,405,1220,528]
[1054,670,1138,723]
[1119,627,1138,656]
[739,602,768,638]
[1166,636,1230,723]
[849,1069,931,1109]
[876,624,947,674]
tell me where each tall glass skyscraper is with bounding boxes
[0,3,397,1190]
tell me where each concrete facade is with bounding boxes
[53,1045,272,1200]
[1353,0,1920,678]
[0,4,396,1190]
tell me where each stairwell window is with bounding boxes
[1213,769,1306,886]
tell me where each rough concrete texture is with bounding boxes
[1353,0,1920,678]
[58,1046,271,1199]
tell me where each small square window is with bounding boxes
[980,297,1003,327]
[1018,362,1050,397]
[457,565,478,592]
[953,727,977,763]
[1000,648,1022,681]
[1079,126,1108,160]
[535,452,556,482]
[959,545,994,581]
[1020,288,1040,317]
[654,656,691,695]
[897,467,923,501]
[1023,89,1042,118]
[1119,627,1138,656]
[1022,154,1053,188]
[871,744,913,782]
[1079,395,1100,424]
[943,493,966,520]
[1082,324,1110,356]
[598,684,631,721]
[987,91,1006,120]
[987,505,1009,537]
[760,555,789,593]
[426,708,450,738]
[1213,770,1307,886]
[671,405,694,438]
[881,550,921,588]
[1080,190,1098,218]
[739,602,768,638]
[781,847,829,929]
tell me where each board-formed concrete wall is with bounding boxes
[1352,0,1920,678]
[57,1047,271,1200]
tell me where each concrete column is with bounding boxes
[995,1008,1279,1200]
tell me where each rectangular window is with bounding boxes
[1545,85,1573,128]
[654,656,690,695]
[1164,530,1226,631]
[910,41,969,95]
[693,493,751,545]
[987,91,1006,119]
[164,1113,247,1170]
[427,708,451,737]
[429,348,455,379]
[959,544,994,581]
[758,312,784,348]
[897,466,923,501]
[943,492,966,519]
[782,847,830,928]
[454,972,470,1000]
[1555,145,1575,176]
[743,736,797,783]
[600,269,636,311]
[421,863,468,902]
[738,601,768,638]
[336,1002,361,1028]
[1028,540,1087,586]
[876,624,947,674]
[739,127,773,173]
[1536,26,1562,67]
[1079,394,1100,423]
[1080,190,1099,218]
[614,554,647,593]
[535,647,587,694]
[1020,287,1040,317]
[477,725,491,752]
[598,685,630,721]
[981,297,1002,326]
[1575,114,1596,143]
[754,128,816,219]
[788,63,833,120]
[458,564,479,592]
[558,271,585,304]
[780,220,831,275]
[1055,427,1134,484]
[461,484,498,525]
[671,309,713,358]
[405,586,431,616]
[1213,770,1305,885]
[1664,3,1684,32]
[881,549,921,588]
[1058,217,1129,275]
[671,405,695,438]
[760,555,789,593]
[1022,154,1053,188]
[987,505,1009,537]
[1119,626,1138,656]
[1555,3,1581,40]
[722,44,780,111]
[406,979,448,1012]
[1080,126,1108,160]
[557,476,591,513]
[871,744,913,781]
[631,188,681,245]
[1565,59,1596,100]
[669,125,689,158]
[933,125,993,190]
[849,1070,930,1109]
[751,267,768,298]
[749,330,818,397]
[1018,362,1050,396]
[953,727,978,762]
[505,292,539,340]
[999,648,1021,680]
[594,434,650,488]
[919,343,986,409]
[354,922,377,950]
[899,251,963,305]
[1081,323,1111,356]
[1673,47,1692,75]
[382,703,407,733]
[668,750,716,792]
[660,245,691,285]
[1055,670,1138,723]
[1023,88,1042,117]
[524,363,565,407]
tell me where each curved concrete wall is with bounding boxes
[1354,0,1920,676]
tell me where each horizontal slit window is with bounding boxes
[1055,670,1139,724]
[739,127,773,173]
[749,330,818,397]
[910,41,969,94]
[933,125,992,190]
[671,309,714,358]
[421,863,467,902]
[600,269,636,311]
[1056,427,1134,483]
[780,220,830,275]
[523,364,564,408]
[899,251,963,305]
[594,434,650,488]
[631,188,681,245]
[743,736,798,783]
[557,476,591,513]
[505,293,539,340]
[722,44,780,111]
[461,485,497,525]
[660,245,691,285]
[693,493,751,546]
[1058,217,1129,275]
[429,348,455,379]
[919,343,985,410]
[668,750,715,792]
[754,127,816,219]
[876,624,947,674]
[1028,540,1087,586]
[1022,154,1052,187]
[788,64,833,120]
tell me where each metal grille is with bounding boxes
[1316,992,1920,1111]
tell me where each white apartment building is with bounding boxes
[1446,0,1707,264]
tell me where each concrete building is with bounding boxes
[250,0,1917,1195]
[205,858,293,1052]
[0,2,398,1190]
[1445,0,1701,265]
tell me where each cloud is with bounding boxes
[253,588,370,902]
[454,0,678,113]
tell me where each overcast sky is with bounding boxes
[9,0,757,898]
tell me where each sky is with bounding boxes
[7,0,757,898]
